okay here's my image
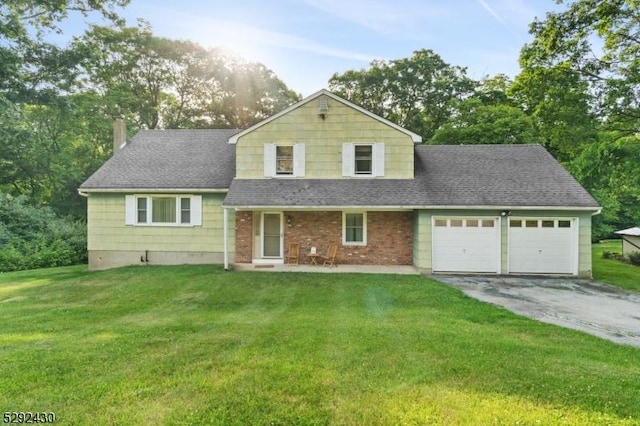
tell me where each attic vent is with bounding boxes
[318,98,328,119]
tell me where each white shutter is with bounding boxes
[191,195,202,226]
[125,195,136,225]
[264,143,276,177]
[373,142,385,177]
[293,143,305,177]
[342,143,354,176]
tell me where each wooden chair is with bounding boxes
[320,244,338,268]
[285,242,300,265]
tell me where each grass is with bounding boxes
[592,239,640,292]
[0,264,638,425]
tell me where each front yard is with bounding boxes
[1,260,638,425]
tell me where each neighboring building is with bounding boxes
[80,89,601,276]
[615,227,640,257]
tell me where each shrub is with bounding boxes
[628,252,640,266]
[0,193,86,272]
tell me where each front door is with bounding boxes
[262,213,282,258]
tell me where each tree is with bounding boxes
[329,49,476,139]
[73,25,300,130]
[431,99,542,145]
[510,65,598,161]
[521,0,640,137]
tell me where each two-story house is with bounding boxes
[80,89,600,276]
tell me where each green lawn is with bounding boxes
[1,264,638,425]
[592,239,640,292]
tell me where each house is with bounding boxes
[614,227,640,257]
[79,89,601,276]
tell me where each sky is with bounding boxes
[56,0,567,96]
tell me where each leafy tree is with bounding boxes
[521,0,640,137]
[73,24,300,130]
[510,65,598,161]
[568,134,640,239]
[329,49,476,139]
[431,99,542,145]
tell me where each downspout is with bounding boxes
[223,207,229,270]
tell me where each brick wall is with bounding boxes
[235,211,253,263]
[235,210,413,265]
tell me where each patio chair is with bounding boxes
[285,242,300,265]
[320,244,338,268]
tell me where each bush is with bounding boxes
[628,252,640,266]
[0,193,86,272]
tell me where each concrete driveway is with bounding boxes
[435,275,640,348]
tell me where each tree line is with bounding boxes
[1,0,638,270]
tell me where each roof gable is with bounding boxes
[228,89,422,144]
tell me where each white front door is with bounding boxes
[508,218,577,274]
[262,213,283,259]
[432,217,500,273]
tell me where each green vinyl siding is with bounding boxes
[413,209,594,277]
[87,193,234,253]
[235,95,415,179]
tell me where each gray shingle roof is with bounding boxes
[223,144,599,208]
[81,129,599,209]
[80,129,240,190]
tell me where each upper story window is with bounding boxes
[354,145,373,175]
[264,143,305,177]
[126,195,202,226]
[276,146,294,175]
[342,142,385,177]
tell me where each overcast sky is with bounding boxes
[56,0,566,96]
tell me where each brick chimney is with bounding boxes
[113,117,126,154]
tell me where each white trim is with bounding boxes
[228,89,423,144]
[126,194,202,227]
[342,211,367,246]
[226,204,600,212]
[81,188,228,193]
[223,207,229,270]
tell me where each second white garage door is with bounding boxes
[508,218,577,275]
[432,217,500,273]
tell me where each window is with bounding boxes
[180,198,190,224]
[450,219,463,227]
[558,220,572,228]
[264,143,305,177]
[125,195,202,226]
[343,212,366,245]
[542,220,555,228]
[435,219,447,227]
[481,220,495,228]
[354,145,373,174]
[276,145,293,175]
[342,143,385,177]
[152,197,176,223]
[137,197,147,223]
[510,220,522,228]
[526,220,538,228]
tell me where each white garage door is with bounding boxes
[508,219,576,274]
[432,218,500,273]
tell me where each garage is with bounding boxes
[508,218,577,275]
[432,217,500,273]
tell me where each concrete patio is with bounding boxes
[230,263,420,275]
